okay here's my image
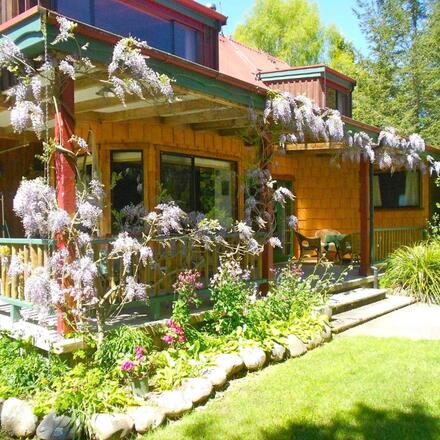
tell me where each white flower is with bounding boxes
[47,208,71,235]
[52,16,77,45]
[59,59,76,79]
[326,110,344,142]
[269,237,282,248]
[236,221,254,241]
[125,276,147,301]
[154,202,186,235]
[288,215,298,229]
[273,186,294,204]
[77,200,102,230]
[409,133,425,152]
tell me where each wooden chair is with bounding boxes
[295,231,322,262]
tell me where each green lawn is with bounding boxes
[144,337,440,440]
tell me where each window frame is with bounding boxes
[373,169,423,210]
[159,151,238,221]
[110,149,144,213]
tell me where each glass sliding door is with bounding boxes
[160,153,236,227]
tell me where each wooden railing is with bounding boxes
[373,226,425,262]
[92,236,264,300]
[0,236,264,318]
[0,238,55,301]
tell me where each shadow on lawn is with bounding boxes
[259,403,440,440]
[179,403,440,440]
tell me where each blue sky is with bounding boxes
[217,0,368,55]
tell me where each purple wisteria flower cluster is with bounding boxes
[107,37,174,105]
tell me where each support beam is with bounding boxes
[164,108,246,126]
[191,117,250,132]
[261,131,274,293]
[359,156,372,276]
[54,78,76,336]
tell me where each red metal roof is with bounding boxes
[218,35,291,87]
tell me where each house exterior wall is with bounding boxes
[264,78,325,107]
[76,121,252,236]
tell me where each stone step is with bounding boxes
[331,295,415,334]
[328,288,388,315]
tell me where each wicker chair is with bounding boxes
[295,231,322,262]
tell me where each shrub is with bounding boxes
[381,240,440,303]
[94,326,152,373]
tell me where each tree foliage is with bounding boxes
[233,0,350,66]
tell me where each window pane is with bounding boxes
[160,153,192,212]
[326,88,337,110]
[174,22,199,62]
[94,0,173,53]
[375,171,420,208]
[56,0,92,23]
[111,151,143,216]
[194,157,236,227]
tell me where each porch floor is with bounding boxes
[0,263,380,353]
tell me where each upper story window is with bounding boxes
[55,0,200,63]
[374,170,421,209]
[325,87,352,117]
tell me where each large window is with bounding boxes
[111,150,143,216]
[160,153,236,227]
[55,0,199,63]
[374,170,421,209]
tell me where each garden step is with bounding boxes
[328,288,388,315]
[330,295,415,334]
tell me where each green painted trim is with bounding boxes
[0,238,55,246]
[260,67,354,91]
[2,12,44,56]
[344,122,379,142]
[260,67,326,81]
[0,296,33,308]
[373,226,424,233]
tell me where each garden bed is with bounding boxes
[0,261,337,439]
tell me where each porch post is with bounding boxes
[54,78,76,335]
[261,132,274,292]
[359,156,372,276]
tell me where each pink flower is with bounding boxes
[121,360,135,371]
[178,335,186,344]
[174,326,184,335]
[162,335,174,344]
[135,346,144,361]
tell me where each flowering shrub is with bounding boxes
[161,320,187,348]
[171,270,203,329]
[119,346,149,380]
[208,255,256,335]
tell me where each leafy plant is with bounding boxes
[94,326,152,373]
[381,240,440,304]
[208,256,254,335]
[34,364,131,438]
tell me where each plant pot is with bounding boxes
[131,377,149,399]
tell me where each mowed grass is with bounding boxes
[144,337,440,440]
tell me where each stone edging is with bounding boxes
[0,323,332,440]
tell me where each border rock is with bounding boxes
[36,412,73,440]
[127,406,165,434]
[240,347,266,371]
[154,390,193,419]
[286,335,307,358]
[1,398,38,438]
[215,353,244,377]
[180,378,213,404]
[270,342,286,362]
[90,413,134,440]
[202,367,227,389]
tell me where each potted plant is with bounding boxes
[119,346,150,398]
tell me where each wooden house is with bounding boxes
[0,0,436,330]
